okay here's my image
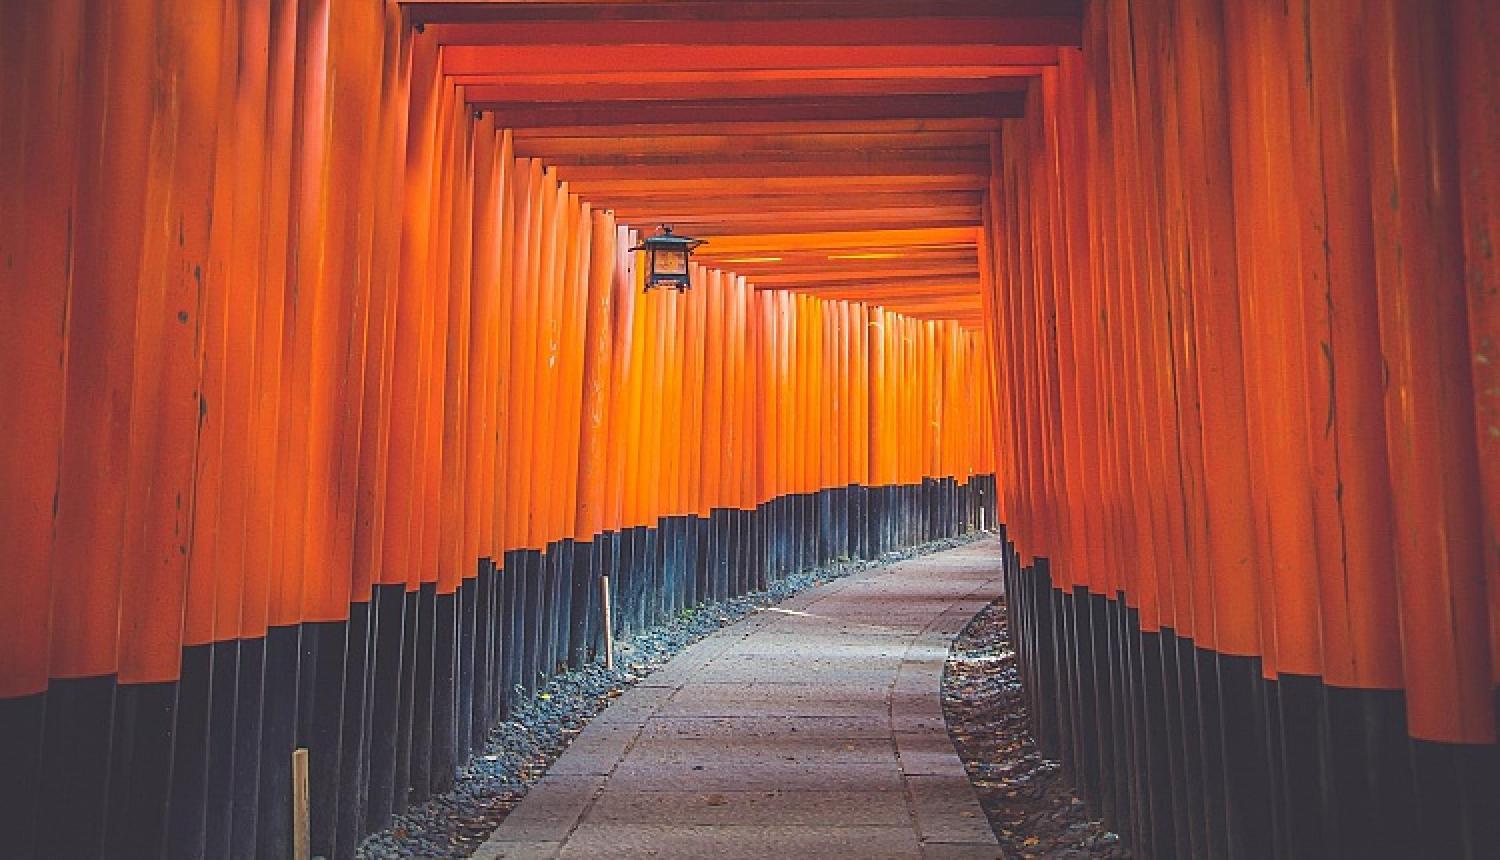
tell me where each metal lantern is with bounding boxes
[632,225,705,291]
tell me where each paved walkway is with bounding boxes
[476,538,1006,860]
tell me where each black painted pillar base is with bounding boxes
[364,584,405,833]
[431,588,458,797]
[521,549,544,693]
[628,526,650,635]
[303,621,346,859]
[203,638,240,859]
[0,691,45,859]
[500,552,523,716]
[568,542,594,670]
[334,601,372,860]
[104,681,176,860]
[1274,673,1334,859]
[394,585,427,816]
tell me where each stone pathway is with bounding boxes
[475,538,1007,860]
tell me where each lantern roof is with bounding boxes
[632,225,706,253]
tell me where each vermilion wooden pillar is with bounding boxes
[1221,3,1328,855]
[1365,5,1496,858]
[1282,3,1412,857]
[1455,0,1500,725]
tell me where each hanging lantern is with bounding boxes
[632,225,705,291]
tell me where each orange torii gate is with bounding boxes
[3,1,1498,859]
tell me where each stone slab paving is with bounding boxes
[475,538,1006,860]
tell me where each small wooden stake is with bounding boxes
[600,575,614,669]
[292,747,310,860]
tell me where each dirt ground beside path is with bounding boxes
[943,598,1130,860]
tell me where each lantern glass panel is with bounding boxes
[655,247,689,276]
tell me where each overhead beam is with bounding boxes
[858,298,984,312]
[562,174,988,194]
[759,286,980,300]
[857,292,983,304]
[451,66,1044,88]
[700,256,981,275]
[475,92,1025,126]
[427,18,1079,47]
[514,131,992,157]
[629,206,982,221]
[745,272,981,288]
[902,312,985,324]
[700,262,980,282]
[619,217,981,237]
[725,268,983,283]
[861,304,982,316]
[741,261,979,274]
[767,278,979,290]
[510,118,1002,137]
[408,2,1082,23]
[553,165,986,184]
[444,45,1059,75]
[714,246,982,261]
[461,76,1031,102]
[588,190,984,209]
[604,209,983,230]
[542,145,987,169]
[549,160,984,186]
[694,227,978,254]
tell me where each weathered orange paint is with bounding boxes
[1177,0,1260,656]
[575,209,617,540]
[121,0,232,680]
[1455,0,1500,689]
[1291,0,1392,690]
[45,0,146,676]
[1365,0,1494,744]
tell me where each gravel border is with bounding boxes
[942,596,1129,860]
[355,531,994,859]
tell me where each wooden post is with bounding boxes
[292,747,310,860]
[600,575,614,670]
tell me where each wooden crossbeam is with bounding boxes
[747,273,980,289]
[767,287,982,298]
[427,18,1079,47]
[408,1,1082,23]
[555,165,986,184]
[710,246,982,262]
[462,76,1031,102]
[700,256,980,277]
[606,212,984,235]
[594,189,984,209]
[510,118,1002,137]
[475,92,1025,126]
[693,227,977,253]
[451,66,1044,89]
[514,131,992,157]
[536,145,988,168]
[562,174,988,194]
[444,45,1058,75]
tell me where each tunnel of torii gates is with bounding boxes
[0,0,1498,859]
